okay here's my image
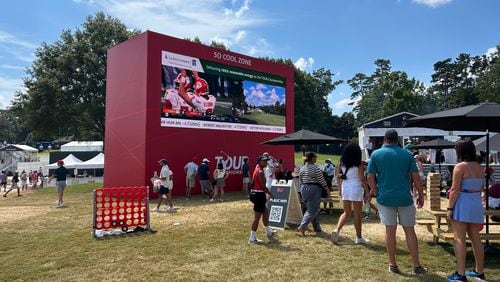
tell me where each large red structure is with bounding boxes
[105,31,294,196]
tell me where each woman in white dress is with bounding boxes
[331,143,369,244]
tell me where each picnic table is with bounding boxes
[418,208,500,243]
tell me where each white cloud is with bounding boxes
[334,98,353,110]
[486,46,499,59]
[245,37,273,57]
[0,64,25,71]
[412,0,453,8]
[0,75,24,109]
[90,0,270,51]
[234,30,246,43]
[224,0,249,18]
[294,57,315,71]
[245,83,284,106]
[0,30,38,50]
[0,30,37,64]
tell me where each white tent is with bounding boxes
[77,153,104,169]
[61,141,103,152]
[45,154,83,169]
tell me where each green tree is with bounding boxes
[11,12,139,141]
[0,106,28,144]
[294,68,342,132]
[428,53,486,110]
[348,59,425,127]
[475,46,500,103]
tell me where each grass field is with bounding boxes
[1,182,499,281]
[241,111,285,126]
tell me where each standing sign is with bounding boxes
[268,180,303,229]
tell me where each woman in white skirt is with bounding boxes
[331,143,370,244]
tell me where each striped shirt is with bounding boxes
[299,164,327,187]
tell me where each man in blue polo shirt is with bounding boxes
[367,129,426,275]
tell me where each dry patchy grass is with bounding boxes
[0,184,499,281]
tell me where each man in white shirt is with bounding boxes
[184,157,198,200]
[155,159,174,212]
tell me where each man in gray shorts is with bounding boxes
[48,160,69,208]
[198,158,212,201]
[367,129,427,275]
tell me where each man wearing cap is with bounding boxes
[48,160,69,208]
[367,129,427,275]
[155,159,174,212]
[248,155,276,244]
[184,157,198,200]
[198,158,212,201]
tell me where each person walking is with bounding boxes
[155,159,174,212]
[20,170,28,191]
[0,171,7,192]
[31,170,39,189]
[248,155,276,244]
[48,160,69,208]
[184,157,198,200]
[3,171,21,197]
[296,152,329,236]
[323,159,335,190]
[198,158,212,201]
[446,140,486,281]
[211,162,228,202]
[241,157,250,197]
[331,143,370,244]
[367,129,427,275]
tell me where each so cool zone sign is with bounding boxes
[267,180,302,230]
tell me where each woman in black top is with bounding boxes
[3,171,21,197]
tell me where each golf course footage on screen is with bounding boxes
[160,50,286,133]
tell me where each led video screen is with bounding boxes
[160,51,286,133]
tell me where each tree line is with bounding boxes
[0,12,498,145]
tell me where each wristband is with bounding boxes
[447,208,453,211]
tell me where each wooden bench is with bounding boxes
[320,198,335,214]
[319,193,339,215]
[421,209,500,243]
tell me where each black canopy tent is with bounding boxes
[262,129,347,158]
[411,139,456,175]
[406,102,500,250]
[261,129,347,145]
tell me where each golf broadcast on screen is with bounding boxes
[160,50,286,133]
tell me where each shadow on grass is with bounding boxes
[262,238,302,252]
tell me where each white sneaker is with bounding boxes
[248,238,263,244]
[209,198,215,202]
[56,202,64,208]
[153,207,160,212]
[355,237,369,244]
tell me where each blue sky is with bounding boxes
[243,81,286,107]
[1,0,499,115]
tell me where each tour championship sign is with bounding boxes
[104,31,294,195]
[268,180,303,229]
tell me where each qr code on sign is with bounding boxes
[269,206,283,223]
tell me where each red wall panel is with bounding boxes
[105,31,295,196]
